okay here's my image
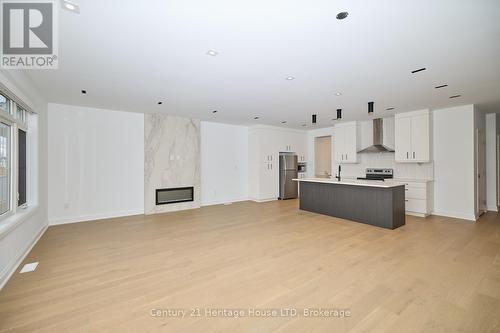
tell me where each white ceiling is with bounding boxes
[26,0,500,128]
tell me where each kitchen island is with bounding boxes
[293,178,405,229]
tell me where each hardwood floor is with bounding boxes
[1,200,500,332]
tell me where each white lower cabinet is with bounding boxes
[398,180,433,217]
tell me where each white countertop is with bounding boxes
[341,176,433,183]
[293,178,405,188]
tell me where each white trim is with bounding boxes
[406,212,429,218]
[0,224,47,290]
[431,210,477,221]
[487,206,498,212]
[201,198,249,207]
[0,205,39,239]
[49,209,144,226]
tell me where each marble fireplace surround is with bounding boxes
[144,114,201,215]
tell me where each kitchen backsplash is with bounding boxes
[334,152,434,180]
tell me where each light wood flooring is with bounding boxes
[1,200,500,332]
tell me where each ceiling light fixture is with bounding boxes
[206,50,218,56]
[336,12,349,20]
[286,76,295,81]
[254,116,259,120]
[337,109,342,119]
[61,0,80,13]
[157,101,163,105]
[212,110,218,113]
[411,67,426,74]
[335,92,342,96]
[301,123,307,127]
[281,121,287,124]
[368,101,374,114]
[435,84,448,89]
[386,107,395,111]
[449,95,461,99]
[81,90,86,94]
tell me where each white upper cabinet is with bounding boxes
[395,110,430,163]
[334,121,358,164]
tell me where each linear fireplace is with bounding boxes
[156,187,194,205]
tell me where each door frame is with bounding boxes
[476,128,487,216]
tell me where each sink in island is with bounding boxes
[293,178,406,229]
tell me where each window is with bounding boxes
[16,105,25,122]
[0,90,31,219]
[18,129,27,207]
[0,122,11,215]
[0,94,10,114]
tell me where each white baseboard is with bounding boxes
[0,225,47,290]
[201,198,249,207]
[487,206,498,212]
[431,210,477,221]
[49,209,144,226]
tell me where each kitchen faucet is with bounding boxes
[335,165,341,181]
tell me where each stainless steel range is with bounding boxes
[357,168,393,181]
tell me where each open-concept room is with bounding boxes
[1,0,500,332]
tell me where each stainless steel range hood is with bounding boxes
[358,118,395,153]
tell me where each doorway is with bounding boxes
[476,128,487,215]
[314,136,331,178]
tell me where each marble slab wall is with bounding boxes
[144,114,201,214]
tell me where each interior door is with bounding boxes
[395,116,411,162]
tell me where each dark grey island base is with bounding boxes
[295,179,406,229]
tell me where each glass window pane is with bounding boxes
[0,95,9,114]
[0,122,11,215]
[16,105,25,122]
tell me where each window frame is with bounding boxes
[0,93,30,221]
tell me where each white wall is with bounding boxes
[48,104,144,225]
[0,70,48,289]
[486,113,498,211]
[201,121,248,205]
[432,105,476,220]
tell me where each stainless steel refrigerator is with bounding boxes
[279,153,298,200]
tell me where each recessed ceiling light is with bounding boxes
[254,116,259,120]
[411,67,426,74]
[281,121,287,124]
[157,101,163,105]
[435,84,448,89]
[81,90,86,94]
[449,95,461,99]
[212,110,218,113]
[335,92,342,96]
[61,0,80,13]
[386,107,395,111]
[336,12,349,20]
[206,50,218,56]
[286,76,295,81]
